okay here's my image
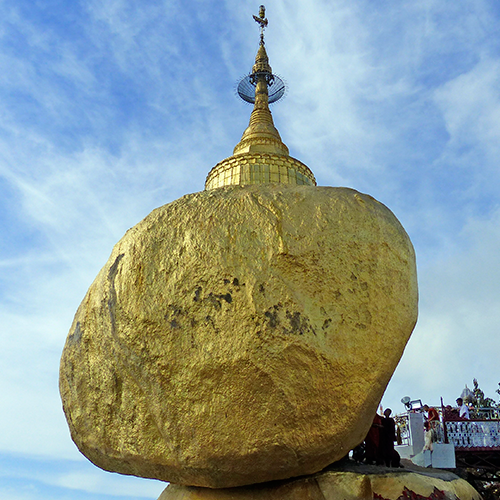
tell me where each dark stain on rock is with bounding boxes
[278,310,316,336]
[259,284,265,293]
[264,310,279,328]
[167,305,183,316]
[68,321,82,345]
[350,272,358,281]
[286,311,302,333]
[205,315,218,331]
[193,287,234,309]
[220,293,232,304]
[108,253,125,281]
[232,278,239,286]
[263,304,319,335]
[113,373,123,402]
[165,305,188,328]
[207,293,222,310]
[107,253,125,336]
[223,279,230,285]
[322,319,332,330]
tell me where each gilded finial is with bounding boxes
[233,6,286,156]
[253,5,268,46]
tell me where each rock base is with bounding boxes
[157,461,481,500]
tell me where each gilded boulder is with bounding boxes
[59,185,418,488]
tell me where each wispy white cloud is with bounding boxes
[434,57,500,163]
[52,471,165,498]
[0,453,165,499]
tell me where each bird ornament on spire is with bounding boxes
[253,5,268,45]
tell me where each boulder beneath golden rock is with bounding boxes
[158,462,481,500]
[59,184,418,488]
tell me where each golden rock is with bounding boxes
[59,184,418,488]
[158,463,481,500]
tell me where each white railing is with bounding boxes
[445,420,500,449]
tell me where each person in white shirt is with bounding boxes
[456,398,470,419]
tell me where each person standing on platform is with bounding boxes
[423,404,441,441]
[456,398,470,420]
[423,404,439,422]
[380,408,399,467]
[364,413,383,465]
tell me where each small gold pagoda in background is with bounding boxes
[205,6,316,190]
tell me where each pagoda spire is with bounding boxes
[204,6,316,190]
[233,6,289,156]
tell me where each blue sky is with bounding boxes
[1,0,500,498]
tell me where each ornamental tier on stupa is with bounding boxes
[58,7,481,500]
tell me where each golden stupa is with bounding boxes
[205,8,315,190]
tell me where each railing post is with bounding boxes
[441,397,449,444]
